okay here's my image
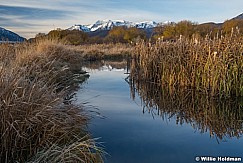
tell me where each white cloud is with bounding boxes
[0,0,243,38]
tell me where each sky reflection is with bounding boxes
[76,64,243,163]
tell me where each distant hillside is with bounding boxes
[87,30,109,38]
[0,27,25,42]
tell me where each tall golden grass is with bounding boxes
[0,40,103,162]
[132,30,243,98]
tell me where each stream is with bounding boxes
[76,60,243,163]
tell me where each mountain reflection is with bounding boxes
[128,73,243,142]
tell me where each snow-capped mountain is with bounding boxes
[89,20,133,32]
[68,20,160,32]
[0,27,25,42]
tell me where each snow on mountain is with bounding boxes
[68,20,162,32]
[68,24,90,32]
[0,27,25,42]
[135,21,157,29]
[232,13,243,20]
[89,20,133,32]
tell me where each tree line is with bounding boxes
[154,19,243,41]
[34,19,243,45]
[34,27,146,45]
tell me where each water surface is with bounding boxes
[76,61,243,163]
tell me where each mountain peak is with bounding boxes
[0,27,25,42]
[68,20,160,32]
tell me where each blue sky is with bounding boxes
[1,0,242,38]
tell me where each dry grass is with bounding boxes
[72,43,133,61]
[0,39,103,162]
[132,30,243,98]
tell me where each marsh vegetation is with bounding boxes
[132,30,243,98]
[0,40,103,162]
[128,28,243,144]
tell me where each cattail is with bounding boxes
[132,30,243,98]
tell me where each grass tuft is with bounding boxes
[0,39,103,162]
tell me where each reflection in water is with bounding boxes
[129,59,243,142]
[79,59,243,162]
[82,59,128,71]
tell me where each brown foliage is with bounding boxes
[0,40,103,162]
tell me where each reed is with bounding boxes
[0,39,103,162]
[132,30,243,98]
